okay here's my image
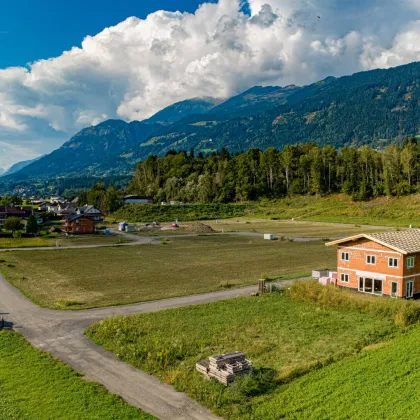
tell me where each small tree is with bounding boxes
[4,217,23,234]
[26,215,39,234]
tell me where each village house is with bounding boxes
[326,230,420,299]
[77,205,103,222]
[0,206,32,226]
[64,214,95,235]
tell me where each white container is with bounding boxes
[264,234,276,240]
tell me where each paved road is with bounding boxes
[0,268,275,419]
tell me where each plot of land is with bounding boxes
[0,234,131,249]
[0,235,336,309]
[87,293,396,419]
[203,219,392,238]
[254,325,420,419]
[0,331,153,420]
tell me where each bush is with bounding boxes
[288,280,420,327]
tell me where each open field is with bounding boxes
[0,331,153,420]
[87,292,396,419]
[254,324,420,419]
[0,234,131,249]
[0,235,336,309]
[204,219,393,238]
[252,194,420,227]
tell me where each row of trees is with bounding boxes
[128,139,420,203]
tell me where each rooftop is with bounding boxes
[326,230,420,255]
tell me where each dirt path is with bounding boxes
[0,269,275,419]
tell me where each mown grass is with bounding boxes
[252,194,420,227]
[253,325,420,419]
[204,219,392,238]
[86,292,397,419]
[0,331,154,420]
[0,237,56,248]
[0,236,336,309]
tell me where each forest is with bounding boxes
[125,139,419,204]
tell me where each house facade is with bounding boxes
[326,230,420,299]
[64,215,95,235]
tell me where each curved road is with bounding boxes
[0,270,265,419]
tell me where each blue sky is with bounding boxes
[0,0,217,68]
[0,0,419,169]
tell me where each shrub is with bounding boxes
[288,280,420,327]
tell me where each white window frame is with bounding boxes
[366,255,376,265]
[407,256,415,269]
[340,273,349,283]
[388,257,399,268]
[341,252,350,262]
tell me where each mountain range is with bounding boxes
[5,61,420,181]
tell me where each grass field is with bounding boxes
[87,293,396,419]
[0,331,153,420]
[0,234,131,249]
[0,236,336,309]
[252,194,420,227]
[204,219,393,238]
[254,325,420,419]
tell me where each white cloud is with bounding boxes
[1,0,420,169]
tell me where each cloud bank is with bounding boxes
[1,0,420,168]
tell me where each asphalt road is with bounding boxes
[0,269,269,420]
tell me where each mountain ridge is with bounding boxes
[7,61,420,180]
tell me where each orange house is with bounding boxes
[326,230,420,299]
[64,215,95,235]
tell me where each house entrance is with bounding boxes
[406,280,414,299]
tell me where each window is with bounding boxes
[374,279,383,295]
[407,256,415,269]
[391,282,398,298]
[366,255,376,265]
[364,278,373,293]
[340,273,349,283]
[359,277,364,291]
[388,258,399,268]
[341,252,350,262]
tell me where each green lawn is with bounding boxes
[0,236,336,309]
[254,325,420,419]
[87,293,396,419]
[0,331,154,420]
[0,237,56,248]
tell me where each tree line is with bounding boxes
[125,139,419,203]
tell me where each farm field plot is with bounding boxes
[87,293,396,419]
[0,331,153,420]
[0,235,336,309]
[0,237,56,248]
[57,235,132,246]
[203,219,392,238]
[254,324,420,419]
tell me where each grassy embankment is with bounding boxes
[111,194,420,227]
[0,331,154,420]
[87,282,420,419]
[0,236,336,309]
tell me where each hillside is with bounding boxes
[1,156,43,177]
[10,61,420,179]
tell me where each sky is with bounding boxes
[1,0,420,170]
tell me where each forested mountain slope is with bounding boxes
[11,61,420,179]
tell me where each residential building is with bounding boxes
[77,205,103,222]
[64,215,95,235]
[326,230,420,299]
[0,206,30,226]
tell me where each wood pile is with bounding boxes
[196,352,252,385]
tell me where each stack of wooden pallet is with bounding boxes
[196,352,253,385]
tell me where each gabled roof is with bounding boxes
[326,230,420,255]
[66,214,92,222]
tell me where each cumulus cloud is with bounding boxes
[1,0,420,168]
